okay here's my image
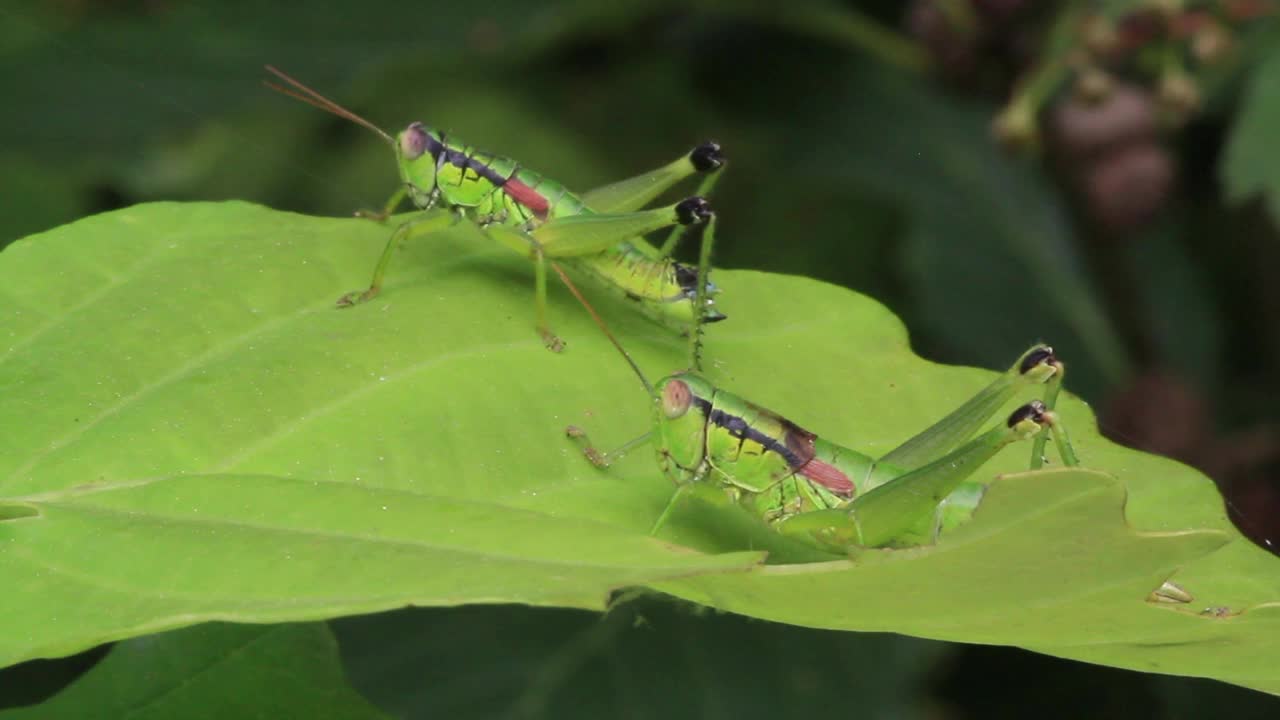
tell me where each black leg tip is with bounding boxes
[690,141,724,172]
[675,196,713,225]
[1019,345,1057,375]
[1007,400,1048,428]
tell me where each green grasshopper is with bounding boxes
[264,66,726,355]
[553,254,1080,551]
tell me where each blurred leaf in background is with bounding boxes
[0,623,390,720]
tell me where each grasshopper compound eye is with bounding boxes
[662,379,693,419]
[400,122,429,160]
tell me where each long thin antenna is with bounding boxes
[263,65,395,145]
[549,262,654,396]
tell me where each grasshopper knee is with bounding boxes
[689,142,725,172]
[1018,345,1064,381]
[1006,399,1067,441]
[1003,397,1044,425]
[675,197,713,225]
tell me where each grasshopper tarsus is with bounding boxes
[565,425,610,467]
[541,330,566,353]
[354,209,390,224]
[336,287,380,309]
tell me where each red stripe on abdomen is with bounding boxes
[502,178,550,219]
[799,459,855,498]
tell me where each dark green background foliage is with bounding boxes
[2,0,1279,717]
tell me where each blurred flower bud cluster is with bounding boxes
[909,0,1275,234]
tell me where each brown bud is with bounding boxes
[1048,83,1158,161]
[1083,142,1174,233]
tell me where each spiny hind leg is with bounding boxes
[684,211,721,372]
[848,400,1068,548]
[512,202,724,370]
[526,198,713,258]
[658,146,724,257]
[581,142,725,218]
[485,198,713,350]
[878,345,1078,472]
[773,347,1081,550]
[834,347,1081,548]
[504,198,724,370]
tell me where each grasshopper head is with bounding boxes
[395,122,443,207]
[653,372,716,480]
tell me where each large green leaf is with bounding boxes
[0,623,389,720]
[0,202,763,666]
[1,203,1274,695]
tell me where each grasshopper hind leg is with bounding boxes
[580,141,726,217]
[878,345,1077,471]
[689,141,725,173]
[826,346,1080,549]
[670,200,722,372]
[659,143,725,257]
[845,397,1068,548]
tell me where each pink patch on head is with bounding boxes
[399,124,428,160]
[800,460,855,498]
[502,178,550,219]
[662,380,692,419]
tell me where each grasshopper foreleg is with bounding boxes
[337,208,459,308]
[566,427,652,468]
[355,186,410,224]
